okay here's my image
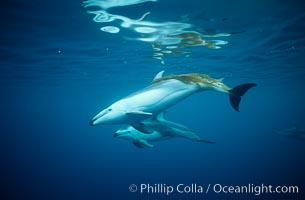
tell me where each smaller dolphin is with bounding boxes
[274,126,305,140]
[114,113,214,148]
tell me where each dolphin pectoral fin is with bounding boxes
[133,140,154,148]
[131,123,154,134]
[126,111,153,117]
[126,111,153,121]
[229,83,257,112]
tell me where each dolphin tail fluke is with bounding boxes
[229,83,257,112]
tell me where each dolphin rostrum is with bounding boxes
[90,71,256,131]
[114,113,214,148]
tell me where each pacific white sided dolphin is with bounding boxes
[90,71,256,131]
[274,126,305,140]
[114,113,214,148]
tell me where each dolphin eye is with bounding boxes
[108,108,112,111]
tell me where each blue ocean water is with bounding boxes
[1,0,305,199]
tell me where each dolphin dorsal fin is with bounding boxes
[154,112,165,121]
[153,70,164,81]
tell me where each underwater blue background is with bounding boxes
[1,0,305,199]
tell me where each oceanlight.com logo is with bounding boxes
[128,183,300,196]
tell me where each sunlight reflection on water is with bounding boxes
[82,0,230,62]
